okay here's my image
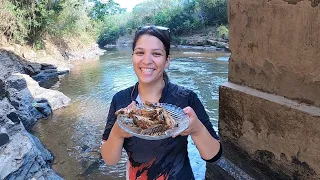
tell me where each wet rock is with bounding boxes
[31,68,69,88]
[8,73,71,111]
[9,99,20,109]
[27,63,42,74]
[40,63,57,70]
[16,109,37,131]
[57,69,69,75]
[0,98,16,124]
[0,133,9,147]
[7,112,21,124]
[0,50,25,79]
[0,130,62,179]
[32,71,58,83]
[23,65,37,76]
[33,98,52,117]
[6,76,27,91]
[5,74,70,129]
[6,88,39,130]
[0,78,5,99]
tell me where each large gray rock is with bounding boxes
[0,98,21,133]
[0,50,25,79]
[0,129,63,180]
[5,74,70,130]
[6,73,71,111]
[33,98,52,117]
[0,99,62,180]
[23,63,42,76]
[31,66,69,88]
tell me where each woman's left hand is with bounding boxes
[172,106,205,138]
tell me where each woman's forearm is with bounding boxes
[101,130,124,165]
[191,124,220,160]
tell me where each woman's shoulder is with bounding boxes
[112,84,136,100]
[167,82,196,98]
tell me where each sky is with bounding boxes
[113,0,145,12]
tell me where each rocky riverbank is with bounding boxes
[0,38,105,179]
[115,28,230,52]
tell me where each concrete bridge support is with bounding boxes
[218,0,320,179]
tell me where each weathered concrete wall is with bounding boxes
[218,0,320,179]
[220,83,320,179]
[228,0,320,107]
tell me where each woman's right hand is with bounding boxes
[110,122,133,139]
[110,101,136,139]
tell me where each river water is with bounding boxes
[32,47,229,180]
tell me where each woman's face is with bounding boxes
[133,34,170,85]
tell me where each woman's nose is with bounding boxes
[142,53,153,64]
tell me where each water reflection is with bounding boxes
[32,47,229,179]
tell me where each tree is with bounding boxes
[4,0,61,46]
[90,0,125,20]
[196,0,228,25]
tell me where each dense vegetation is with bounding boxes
[0,0,228,48]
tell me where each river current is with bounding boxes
[32,47,229,179]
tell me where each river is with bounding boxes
[32,47,229,180]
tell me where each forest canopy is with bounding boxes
[0,0,228,48]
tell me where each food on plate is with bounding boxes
[115,101,176,136]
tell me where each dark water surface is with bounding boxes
[32,47,229,180]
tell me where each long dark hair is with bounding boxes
[132,26,171,82]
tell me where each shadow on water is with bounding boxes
[32,47,229,179]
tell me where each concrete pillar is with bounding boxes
[219,0,320,179]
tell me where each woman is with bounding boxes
[101,26,222,180]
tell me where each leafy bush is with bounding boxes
[216,25,229,39]
[196,0,228,25]
[1,0,100,48]
[0,0,21,42]
[1,0,229,48]
[97,14,128,46]
[3,0,59,46]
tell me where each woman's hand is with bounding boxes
[110,122,133,139]
[110,101,136,139]
[172,106,205,138]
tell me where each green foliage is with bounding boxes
[165,2,200,35]
[90,0,125,20]
[97,14,128,46]
[196,0,228,25]
[4,0,60,46]
[154,11,170,26]
[0,0,22,42]
[1,0,229,48]
[48,0,90,36]
[94,0,228,46]
[1,0,101,47]
[216,25,229,39]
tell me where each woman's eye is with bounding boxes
[153,52,162,57]
[134,51,144,56]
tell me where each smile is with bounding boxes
[141,68,154,75]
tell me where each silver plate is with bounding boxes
[117,103,190,140]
